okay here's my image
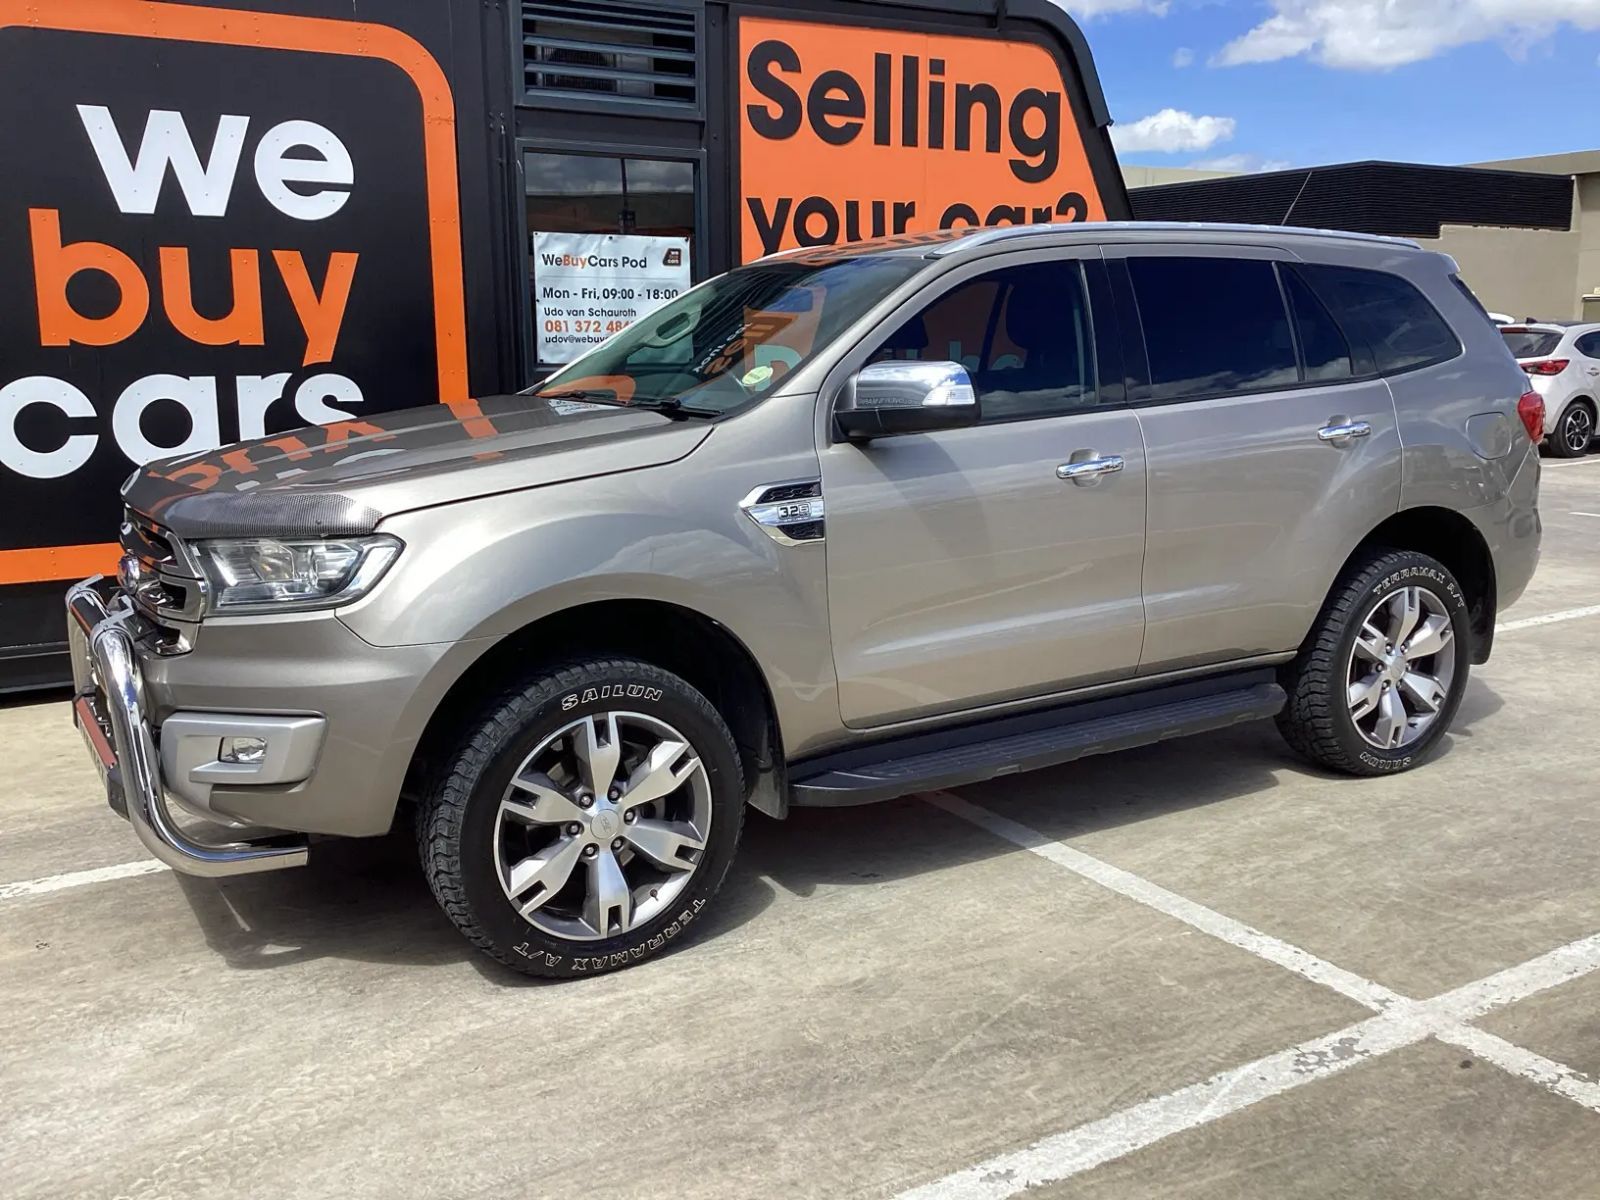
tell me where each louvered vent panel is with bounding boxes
[522,1,698,110]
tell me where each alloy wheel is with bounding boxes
[1563,406,1593,455]
[1344,585,1458,750]
[493,711,712,941]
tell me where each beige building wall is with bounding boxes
[1470,152,1600,319]
[1420,225,1581,320]
[1119,164,1240,190]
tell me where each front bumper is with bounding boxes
[67,577,310,877]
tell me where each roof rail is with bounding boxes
[926,221,1425,256]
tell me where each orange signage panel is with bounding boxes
[738,16,1107,261]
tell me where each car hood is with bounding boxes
[122,394,712,539]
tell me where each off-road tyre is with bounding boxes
[1276,549,1472,777]
[418,656,745,979]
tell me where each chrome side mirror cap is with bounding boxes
[835,360,981,440]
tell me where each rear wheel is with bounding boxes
[418,657,745,978]
[1549,400,1595,458]
[1277,549,1472,776]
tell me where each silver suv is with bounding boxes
[68,224,1543,977]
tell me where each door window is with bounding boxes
[1127,257,1299,402]
[525,152,695,237]
[1283,267,1355,382]
[1573,331,1600,359]
[874,261,1099,421]
[1298,264,1460,376]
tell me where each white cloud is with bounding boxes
[1052,0,1170,19]
[1172,46,1195,67]
[1216,0,1600,70]
[1188,153,1294,173]
[1111,108,1237,154]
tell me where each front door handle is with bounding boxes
[1317,419,1372,446]
[1056,454,1124,484]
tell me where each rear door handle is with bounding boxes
[1056,454,1124,484]
[1317,420,1372,446]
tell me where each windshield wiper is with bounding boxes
[629,397,716,420]
[535,390,713,420]
[536,389,628,405]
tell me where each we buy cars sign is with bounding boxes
[0,1,467,584]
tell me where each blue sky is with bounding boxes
[1074,0,1600,170]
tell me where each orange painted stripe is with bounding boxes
[0,543,121,585]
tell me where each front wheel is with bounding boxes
[419,657,745,978]
[1548,400,1595,458]
[1277,549,1472,776]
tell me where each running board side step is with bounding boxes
[789,675,1286,807]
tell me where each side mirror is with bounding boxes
[835,360,981,440]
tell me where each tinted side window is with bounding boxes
[1283,267,1354,382]
[876,261,1099,421]
[1300,264,1460,376]
[1574,331,1600,359]
[1127,257,1298,402]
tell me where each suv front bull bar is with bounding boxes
[66,578,309,877]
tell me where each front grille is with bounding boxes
[119,509,204,652]
[124,510,178,567]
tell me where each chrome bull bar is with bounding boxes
[67,578,309,877]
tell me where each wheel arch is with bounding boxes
[406,599,788,819]
[1339,507,1497,664]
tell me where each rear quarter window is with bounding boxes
[1300,264,1462,376]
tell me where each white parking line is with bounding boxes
[1440,1026,1600,1114]
[900,944,1600,1200]
[898,1010,1429,1200]
[1500,604,1600,632]
[1570,512,1600,518]
[0,859,166,902]
[904,799,1600,1199]
[929,793,1400,1011]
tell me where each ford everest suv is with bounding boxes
[68,224,1543,978]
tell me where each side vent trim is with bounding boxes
[740,481,825,547]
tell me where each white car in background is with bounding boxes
[1499,323,1600,457]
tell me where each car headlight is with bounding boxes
[191,535,402,614]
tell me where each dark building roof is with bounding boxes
[1128,160,1573,239]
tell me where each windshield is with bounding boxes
[1500,328,1563,359]
[533,255,928,416]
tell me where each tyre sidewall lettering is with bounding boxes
[560,683,663,712]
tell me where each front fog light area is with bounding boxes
[219,736,268,764]
[192,534,401,613]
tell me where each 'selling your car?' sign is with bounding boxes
[738,15,1108,260]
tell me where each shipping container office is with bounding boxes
[0,0,1129,690]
